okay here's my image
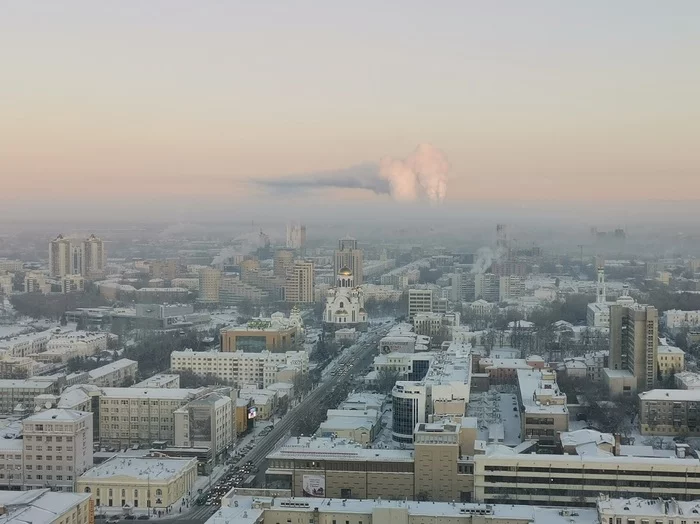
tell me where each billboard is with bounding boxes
[302,475,325,498]
[247,406,257,419]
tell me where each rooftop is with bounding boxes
[658,345,685,355]
[88,358,137,380]
[0,489,91,524]
[101,387,200,399]
[268,436,414,462]
[597,496,700,517]
[639,389,700,402]
[80,456,196,480]
[23,408,89,423]
[517,368,568,415]
[217,496,598,524]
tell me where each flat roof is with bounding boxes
[517,368,568,415]
[0,489,91,524]
[639,389,700,401]
[23,409,89,422]
[88,358,137,379]
[658,345,685,355]
[80,456,195,480]
[100,387,200,399]
[268,437,414,462]
[0,379,56,389]
[217,496,598,524]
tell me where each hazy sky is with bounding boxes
[2,1,699,220]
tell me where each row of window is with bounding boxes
[483,466,700,477]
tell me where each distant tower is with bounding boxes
[596,266,607,304]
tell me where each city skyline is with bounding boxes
[2,1,700,221]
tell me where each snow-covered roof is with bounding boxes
[80,456,195,481]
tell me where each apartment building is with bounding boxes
[77,456,197,509]
[607,304,658,394]
[198,267,221,304]
[413,311,460,339]
[517,368,569,449]
[334,237,363,285]
[639,389,700,436]
[0,489,92,524]
[663,309,700,329]
[174,391,234,461]
[22,409,93,492]
[34,332,109,364]
[88,359,138,387]
[499,275,525,301]
[98,388,200,448]
[50,234,106,279]
[133,374,180,389]
[284,260,314,304]
[171,349,308,388]
[0,330,53,358]
[61,274,85,293]
[24,272,52,293]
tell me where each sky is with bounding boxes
[1,1,699,221]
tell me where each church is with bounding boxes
[324,267,368,332]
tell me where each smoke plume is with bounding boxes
[252,144,449,204]
[471,246,507,274]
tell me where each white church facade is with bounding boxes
[324,267,368,332]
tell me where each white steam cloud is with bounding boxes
[253,143,450,204]
[471,246,507,274]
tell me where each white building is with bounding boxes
[499,275,525,301]
[23,272,52,294]
[22,409,93,492]
[587,267,635,328]
[170,349,308,388]
[324,267,367,329]
[0,330,53,358]
[0,489,92,524]
[174,391,234,461]
[34,332,109,363]
[408,288,433,321]
[664,309,700,329]
[88,359,138,387]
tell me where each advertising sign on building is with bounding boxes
[302,475,325,497]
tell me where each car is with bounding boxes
[107,517,120,523]
[137,516,150,520]
[124,515,136,520]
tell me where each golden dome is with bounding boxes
[338,267,353,276]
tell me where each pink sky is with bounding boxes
[1,2,699,213]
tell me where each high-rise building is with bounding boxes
[334,236,363,285]
[286,222,307,250]
[81,234,106,278]
[198,267,222,303]
[285,260,314,303]
[609,304,658,392]
[408,288,433,321]
[273,249,295,278]
[50,234,106,278]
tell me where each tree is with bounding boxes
[376,367,401,395]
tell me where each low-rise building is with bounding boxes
[657,345,685,379]
[0,330,53,358]
[0,379,58,414]
[663,309,700,329]
[88,359,138,387]
[317,409,380,445]
[0,489,92,524]
[675,371,700,390]
[173,391,234,462]
[639,389,700,436]
[133,374,180,389]
[35,332,109,364]
[517,368,569,450]
[77,456,197,509]
[220,312,303,353]
[171,349,308,388]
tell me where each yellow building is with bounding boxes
[0,489,92,524]
[77,457,197,509]
[220,314,301,353]
[657,345,685,379]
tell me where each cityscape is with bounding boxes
[2,3,700,524]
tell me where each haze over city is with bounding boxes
[4,4,700,524]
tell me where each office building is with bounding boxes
[77,456,197,509]
[284,260,314,304]
[217,494,599,524]
[392,343,472,443]
[219,276,269,305]
[98,388,201,448]
[334,237,363,285]
[148,259,179,281]
[220,312,303,353]
[413,311,460,339]
[60,274,85,293]
[132,374,180,389]
[173,391,234,461]
[607,304,658,393]
[408,288,433,321]
[24,272,52,294]
[286,222,306,250]
[639,389,700,436]
[0,489,92,524]
[171,349,308,388]
[0,379,58,414]
[498,275,525,301]
[198,267,221,303]
[22,409,93,492]
[474,273,500,302]
[273,250,294,278]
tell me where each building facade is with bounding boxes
[284,260,314,304]
[334,237,363,285]
[609,304,658,392]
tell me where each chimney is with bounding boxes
[613,433,621,456]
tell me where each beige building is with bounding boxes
[77,456,197,509]
[0,489,92,524]
[23,272,52,293]
[517,368,569,450]
[198,267,221,304]
[334,237,363,285]
[171,349,308,388]
[133,374,180,389]
[173,391,234,461]
[88,359,138,387]
[50,234,106,279]
[639,389,700,436]
[284,260,314,304]
[0,379,57,414]
[657,344,685,379]
[408,288,433,321]
[98,387,200,448]
[608,303,658,393]
[273,249,294,278]
[81,235,106,278]
[61,274,85,293]
[34,332,109,364]
[22,409,93,492]
[220,314,302,353]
